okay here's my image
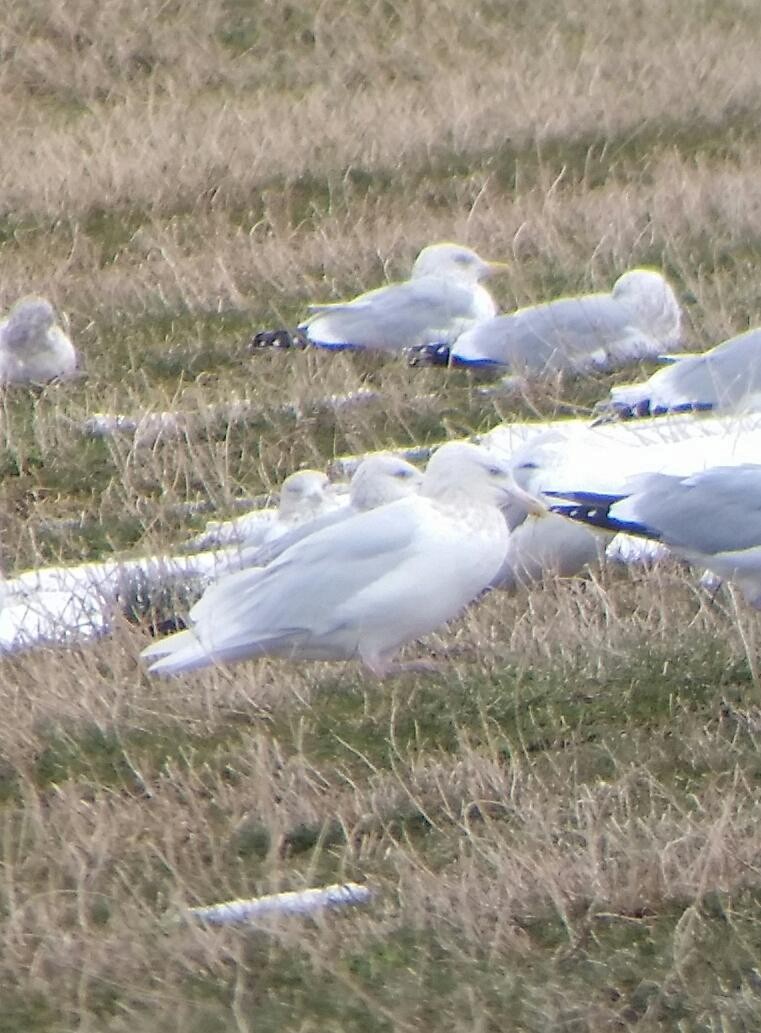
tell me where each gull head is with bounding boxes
[3,296,58,348]
[612,269,681,343]
[349,454,423,511]
[423,441,516,506]
[411,243,508,286]
[277,469,334,520]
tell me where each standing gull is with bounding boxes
[141,442,514,677]
[0,296,77,385]
[254,243,507,354]
[411,269,681,373]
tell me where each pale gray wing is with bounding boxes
[454,296,645,371]
[237,506,355,567]
[301,278,479,350]
[616,465,761,554]
[609,328,761,414]
[660,328,761,408]
[188,500,422,641]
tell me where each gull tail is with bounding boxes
[141,629,215,675]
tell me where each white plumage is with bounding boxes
[300,242,506,352]
[142,442,514,677]
[0,296,77,385]
[241,454,423,568]
[185,469,342,552]
[449,269,681,372]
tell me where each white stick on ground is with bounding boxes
[185,882,373,926]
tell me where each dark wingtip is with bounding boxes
[591,399,653,425]
[148,615,188,637]
[247,329,310,353]
[549,498,662,540]
[407,343,452,368]
[592,398,716,426]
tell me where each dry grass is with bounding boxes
[3,0,761,1029]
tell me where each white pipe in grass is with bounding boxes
[186,882,372,926]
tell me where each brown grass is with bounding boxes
[2,0,761,1029]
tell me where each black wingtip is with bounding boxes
[549,502,621,531]
[549,499,662,540]
[407,343,452,368]
[592,398,716,425]
[247,329,310,353]
[592,399,654,424]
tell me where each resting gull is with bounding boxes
[142,442,514,677]
[253,243,507,354]
[240,454,423,568]
[185,469,342,552]
[410,269,681,373]
[0,296,77,385]
[603,326,761,418]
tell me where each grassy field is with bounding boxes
[4,1,761,1029]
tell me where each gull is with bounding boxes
[240,454,423,568]
[411,269,682,372]
[295,242,507,353]
[603,326,761,418]
[141,442,514,677]
[491,506,606,590]
[486,413,761,502]
[0,296,77,385]
[185,469,342,552]
[484,434,605,589]
[548,464,761,608]
[484,412,761,579]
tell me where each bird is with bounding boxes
[547,464,761,608]
[141,441,515,677]
[0,296,77,385]
[601,326,761,418]
[483,433,606,588]
[483,411,761,509]
[411,269,681,373]
[482,412,761,579]
[293,242,507,353]
[491,509,606,590]
[184,469,342,552]
[239,454,423,568]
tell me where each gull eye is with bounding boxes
[395,468,414,478]
[486,464,504,477]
